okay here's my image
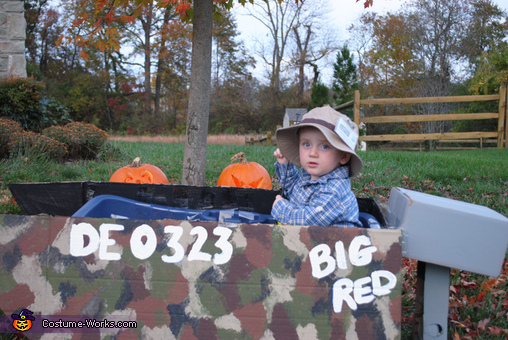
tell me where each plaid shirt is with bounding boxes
[272,163,361,228]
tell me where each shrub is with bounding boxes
[8,131,67,161]
[39,97,73,128]
[0,118,24,159]
[43,122,108,159]
[0,76,72,132]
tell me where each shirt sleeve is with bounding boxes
[271,189,353,227]
[275,162,300,197]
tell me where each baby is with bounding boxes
[271,105,363,227]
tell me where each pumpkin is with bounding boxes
[109,157,170,184]
[217,152,272,189]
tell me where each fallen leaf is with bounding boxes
[481,278,498,291]
[478,318,490,333]
[487,326,501,335]
[476,290,486,303]
[462,280,477,287]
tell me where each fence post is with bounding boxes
[498,85,507,149]
[354,91,362,152]
[354,90,361,127]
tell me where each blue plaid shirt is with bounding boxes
[272,163,361,227]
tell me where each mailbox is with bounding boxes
[386,187,508,277]
[386,187,508,340]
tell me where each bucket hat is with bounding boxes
[276,105,363,177]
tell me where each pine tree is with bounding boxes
[308,82,329,110]
[332,45,359,117]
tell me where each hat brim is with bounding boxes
[276,122,363,177]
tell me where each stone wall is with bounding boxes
[0,0,26,78]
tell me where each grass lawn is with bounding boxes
[0,141,507,338]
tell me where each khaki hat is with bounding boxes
[276,105,363,177]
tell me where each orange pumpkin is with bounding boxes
[109,157,169,184]
[217,152,272,189]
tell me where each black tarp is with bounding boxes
[9,182,386,227]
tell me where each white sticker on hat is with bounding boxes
[334,117,359,151]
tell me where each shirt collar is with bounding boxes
[301,165,350,184]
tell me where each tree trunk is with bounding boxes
[182,0,213,185]
[154,6,172,119]
[143,4,153,114]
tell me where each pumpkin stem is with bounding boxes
[231,152,247,164]
[131,157,142,167]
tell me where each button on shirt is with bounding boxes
[272,163,361,227]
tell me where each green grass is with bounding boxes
[0,141,507,338]
[1,142,507,217]
[3,142,507,216]
[354,149,508,217]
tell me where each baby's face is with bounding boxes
[298,127,350,180]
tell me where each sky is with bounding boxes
[231,0,508,86]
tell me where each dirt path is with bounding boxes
[110,134,243,145]
[109,134,272,145]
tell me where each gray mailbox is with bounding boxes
[387,187,508,276]
[386,187,508,339]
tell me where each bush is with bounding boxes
[8,131,68,161]
[43,122,108,159]
[0,118,24,158]
[0,76,42,131]
[0,76,72,132]
[39,97,73,128]
[1,117,107,161]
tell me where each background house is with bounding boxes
[283,108,307,128]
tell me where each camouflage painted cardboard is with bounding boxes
[0,214,402,339]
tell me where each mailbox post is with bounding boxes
[387,187,508,340]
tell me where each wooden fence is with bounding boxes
[338,85,507,150]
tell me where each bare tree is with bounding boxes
[346,12,376,90]
[459,0,508,70]
[245,0,306,91]
[409,0,470,149]
[154,5,179,119]
[212,9,254,87]
[410,0,468,88]
[121,1,170,116]
[291,17,337,100]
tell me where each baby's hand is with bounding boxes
[273,148,288,164]
[272,194,285,209]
